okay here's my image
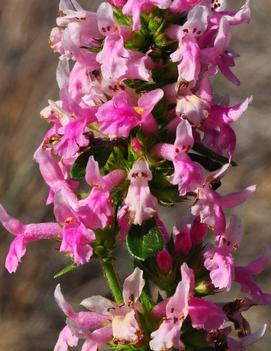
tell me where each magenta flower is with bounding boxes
[0,205,61,273]
[96,89,163,138]
[78,156,125,229]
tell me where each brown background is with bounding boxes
[0,1,270,350]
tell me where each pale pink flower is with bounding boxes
[204,215,242,290]
[123,158,158,225]
[81,267,145,345]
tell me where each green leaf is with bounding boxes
[54,263,76,279]
[126,218,163,261]
[70,143,113,180]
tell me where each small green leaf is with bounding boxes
[126,218,163,261]
[54,263,76,279]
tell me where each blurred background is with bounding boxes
[0,0,270,350]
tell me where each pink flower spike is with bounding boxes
[0,204,61,273]
[124,158,158,225]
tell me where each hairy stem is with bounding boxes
[102,259,123,304]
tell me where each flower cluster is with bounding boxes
[0,0,270,350]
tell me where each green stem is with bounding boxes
[102,259,123,304]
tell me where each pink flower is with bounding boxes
[96,89,163,138]
[78,156,125,229]
[0,205,61,273]
[170,6,209,83]
[192,182,256,235]
[150,263,226,350]
[54,190,95,265]
[201,17,240,85]
[235,248,271,304]
[201,96,253,157]
[153,119,204,196]
[123,158,158,225]
[204,215,243,290]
